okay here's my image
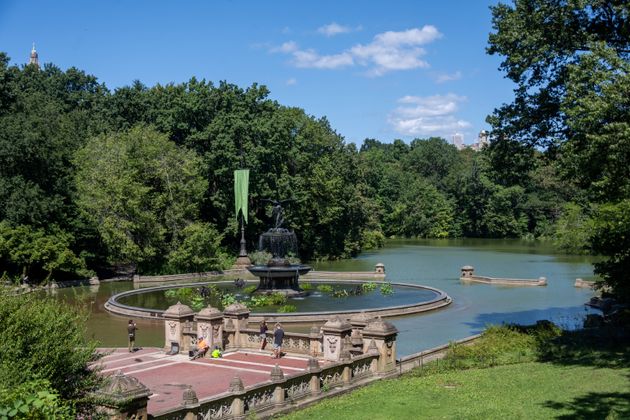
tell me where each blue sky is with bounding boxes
[0,0,515,146]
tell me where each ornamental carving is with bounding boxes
[352,360,371,378]
[287,380,310,400]
[326,337,338,353]
[385,340,394,357]
[322,370,342,387]
[246,389,274,410]
[212,324,221,340]
[199,324,209,338]
[200,402,233,420]
[168,321,177,337]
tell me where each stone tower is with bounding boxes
[29,43,39,68]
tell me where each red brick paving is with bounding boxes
[95,348,316,415]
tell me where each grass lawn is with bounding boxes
[282,362,629,419]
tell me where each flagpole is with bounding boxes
[239,212,247,258]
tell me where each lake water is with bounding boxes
[57,239,598,357]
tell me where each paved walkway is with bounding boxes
[96,348,313,415]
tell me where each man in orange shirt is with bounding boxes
[190,336,209,360]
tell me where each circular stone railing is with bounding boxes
[104,279,452,323]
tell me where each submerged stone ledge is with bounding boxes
[460,266,547,287]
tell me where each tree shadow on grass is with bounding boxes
[542,391,630,419]
[466,307,630,369]
[534,326,630,369]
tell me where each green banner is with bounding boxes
[234,169,249,224]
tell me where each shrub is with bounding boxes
[317,284,334,293]
[0,286,101,413]
[361,282,377,293]
[243,285,258,294]
[249,251,272,265]
[300,282,313,291]
[380,282,394,295]
[278,305,297,313]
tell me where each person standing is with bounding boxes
[127,320,138,352]
[273,323,284,359]
[259,320,269,350]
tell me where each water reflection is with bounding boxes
[56,239,597,356]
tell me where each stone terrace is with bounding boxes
[96,347,315,415]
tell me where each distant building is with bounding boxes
[470,130,490,151]
[451,133,464,150]
[28,43,39,69]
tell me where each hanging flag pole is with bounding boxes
[234,169,251,266]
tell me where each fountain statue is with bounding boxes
[247,199,311,296]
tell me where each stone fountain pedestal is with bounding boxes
[247,260,311,296]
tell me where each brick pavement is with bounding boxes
[96,348,314,415]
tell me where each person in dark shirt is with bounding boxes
[259,320,268,350]
[272,323,284,359]
[127,320,138,352]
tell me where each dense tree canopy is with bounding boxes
[0,6,628,303]
[488,0,630,300]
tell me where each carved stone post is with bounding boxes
[95,370,151,419]
[195,305,224,351]
[309,325,322,357]
[223,303,250,348]
[460,265,474,279]
[182,386,199,420]
[228,376,246,419]
[349,312,373,355]
[322,317,352,361]
[163,302,195,354]
[362,317,398,374]
[270,365,285,407]
[307,357,322,395]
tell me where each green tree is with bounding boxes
[0,222,91,282]
[166,222,232,272]
[0,287,101,414]
[74,125,207,271]
[591,200,630,302]
[487,0,629,148]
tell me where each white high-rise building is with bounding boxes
[451,133,464,150]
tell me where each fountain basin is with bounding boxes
[247,264,312,296]
[104,279,452,323]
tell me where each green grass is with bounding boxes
[281,323,630,420]
[282,362,629,419]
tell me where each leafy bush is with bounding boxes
[361,282,377,293]
[249,251,272,265]
[278,304,297,313]
[0,379,74,418]
[300,282,313,291]
[220,293,238,308]
[333,289,349,298]
[380,282,394,295]
[243,285,258,294]
[317,284,334,293]
[0,286,100,413]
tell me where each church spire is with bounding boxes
[29,42,39,69]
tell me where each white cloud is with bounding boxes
[389,93,471,136]
[435,71,462,83]
[317,22,352,37]
[271,41,299,53]
[286,78,297,86]
[293,49,354,69]
[270,25,442,76]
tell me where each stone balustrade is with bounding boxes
[149,353,381,419]
[101,302,397,419]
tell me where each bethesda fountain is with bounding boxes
[247,199,311,296]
